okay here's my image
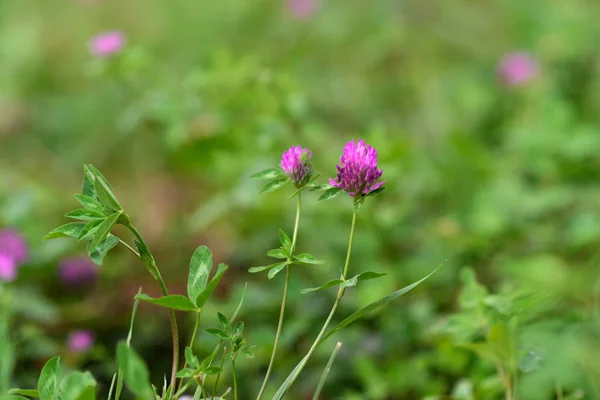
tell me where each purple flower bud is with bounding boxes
[89,31,125,57]
[498,52,539,86]
[59,256,98,287]
[0,229,29,265]
[0,253,16,282]
[329,139,385,197]
[287,0,317,19]
[281,146,313,187]
[67,330,95,352]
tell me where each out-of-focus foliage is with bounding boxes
[2,0,600,398]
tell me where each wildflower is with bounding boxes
[281,146,313,187]
[88,31,125,57]
[0,253,16,282]
[59,256,98,287]
[498,52,539,86]
[287,0,317,19]
[330,139,385,197]
[0,229,29,265]
[67,330,95,352]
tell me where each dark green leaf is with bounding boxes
[65,209,105,221]
[74,194,105,214]
[42,223,86,241]
[301,279,344,294]
[250,168,284,180]
[195,263,228,308]
[116,343,153,400]
[89,234,120,265]
[293,253,325,265]
[249,262,287,273]
[233,321,244,336]
[339,271,387,289]
[185,347,199,369]
[89,212,120,253]
[77,220,102,241]
[260,177,289,194]
[217,313,231,331]
[204,328,230,340]
[267,262,288,279]
[365,186,385,197]
[318,188,343,203]
[188,246,213,304]
[310,184,334,192]
[82,167,96,198]
[266,249,287,259]
[278,229,292,253]
[38,356,60,400]
[135,294,198,312]
[86,165,122,212]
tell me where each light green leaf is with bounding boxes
[202,367,223,375]
[38,356,60,400]
[185,347,199,369]
[82,167,96,198]
[89,212,120,253]
[317,188,343,203]
[204,328,230,340]
[233,321,244,336]
[278,229,292,253]
[60,371,96,400]
[195,263,228,308]
[301,279,344,294]
[74,194,105,214]
[293,253,325,265]
[188,246,213,303]
[89,234,120,265]
[42,223,86,241]
[312,342,342,400]
[77,220,102,241]
[353,197,364,213]
[175,368,195,379]
[217,313,230,331]
[310,184,333,192]
[65,209,105,221]
[339,271,387,289]
[268,263,288,279]
[267,249,287,259]
[135,294,198,312]
[260,177,289,194]
[250,168,284,180]
[7,389,39,397]
[248,262,287,274]
[116,343,153,400]
[86,165,122,212]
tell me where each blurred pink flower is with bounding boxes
[67,330,95,352]
[88,31,125,57]
[178,396,193,400]
[0,253,16,282]
[287,0,317,19]
[0,229,29,265]
[498,52,539,86]
[59,256,97,287]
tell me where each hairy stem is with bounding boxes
[256,194,302,399]
[176,311,201,394]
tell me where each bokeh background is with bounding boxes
[2,0,600,399]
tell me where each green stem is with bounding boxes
[281,210,357,394]
[211,346,227,399]
[176,311,201,394]
[126,224,179,400]
[232,358,238,400]
[256,194,301,400]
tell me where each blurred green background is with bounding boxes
[2,0,600,398]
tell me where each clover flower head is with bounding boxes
[329,139,385,197]
[281,146,313,187]
[67,330,95,352]
[89,30,125,57]
[498,52,539,86]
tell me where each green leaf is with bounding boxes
[38,356,60,400]
[107,374,117,400]
[233,321,244,336]
[7,389,39,397]
[204,328,230,340]
[310,184,333,192]
[301,279,344,294]
[365,187,385,197]
[312,342,342,400]
[42,223,86,241]
[353,197,365,213]
[318,261,445,344]
[65,209,105,221]
[195,263,228,308]
[60,371,96,400]
[202,367,223,375]
[339,271,387,289]
[317,188,343,203]
[86,165,122,212]
[89,234,120,265]
[249,262,287,273]
[231,283,247,322]
[185,347,199,369]
[188,246,213,304]
[134,294,198,312]
[116,343,153,400]
[82,167,96,198]
[217,312,231,332]
[293,253,325,265]
[77,220,102,241]
[89,212,120,253]
[260,177,289,194]
[74,194,105,214]
[267,263,288,279]
[175,368,195,378]
[3,396,29,400]
[250,168,284,180]
[267,249,288,259]
[271,355,309,400]
[240,350,255,359]
[278,229,292,253]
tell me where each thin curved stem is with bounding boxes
[256,194,302,400]
[232,359,238,400]
[211,346,227,399]
[176,311,202,394]
[119,239,140,257]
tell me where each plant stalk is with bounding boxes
[176,310,202,394]
[232,358,238,400]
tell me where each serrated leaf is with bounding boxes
[185,347,200,369]
[116,343,153,400]
[278,229,292,253]
[38,356,60,400]
[65,208,105,221]
[42,223,86,241]
[260,177,289,194]
[301,279,344,294]
[233,321,244,336]
[268,263,288,279]
[293,253,325,265]
[202,367,223,375]
[339,271,387,289]
[188,246,213,304]
[60,371,96,400]
[310,184,333,192]
[78,220,102,241]
[89,212,120,254]
[317,187,343,203]
[74,194,105,214]
[204,328,230,340]
[135,294,198,312]
[195,263,228,308]
[250,168,284,180]
[267,249,288,259]
[248,262,287,273]
[89,234,120,265]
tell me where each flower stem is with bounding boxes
[256,194,302,400]
[280,210,357,394]
[176,311,202,394]
[232,358,238,400]
[211,346,227,399]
